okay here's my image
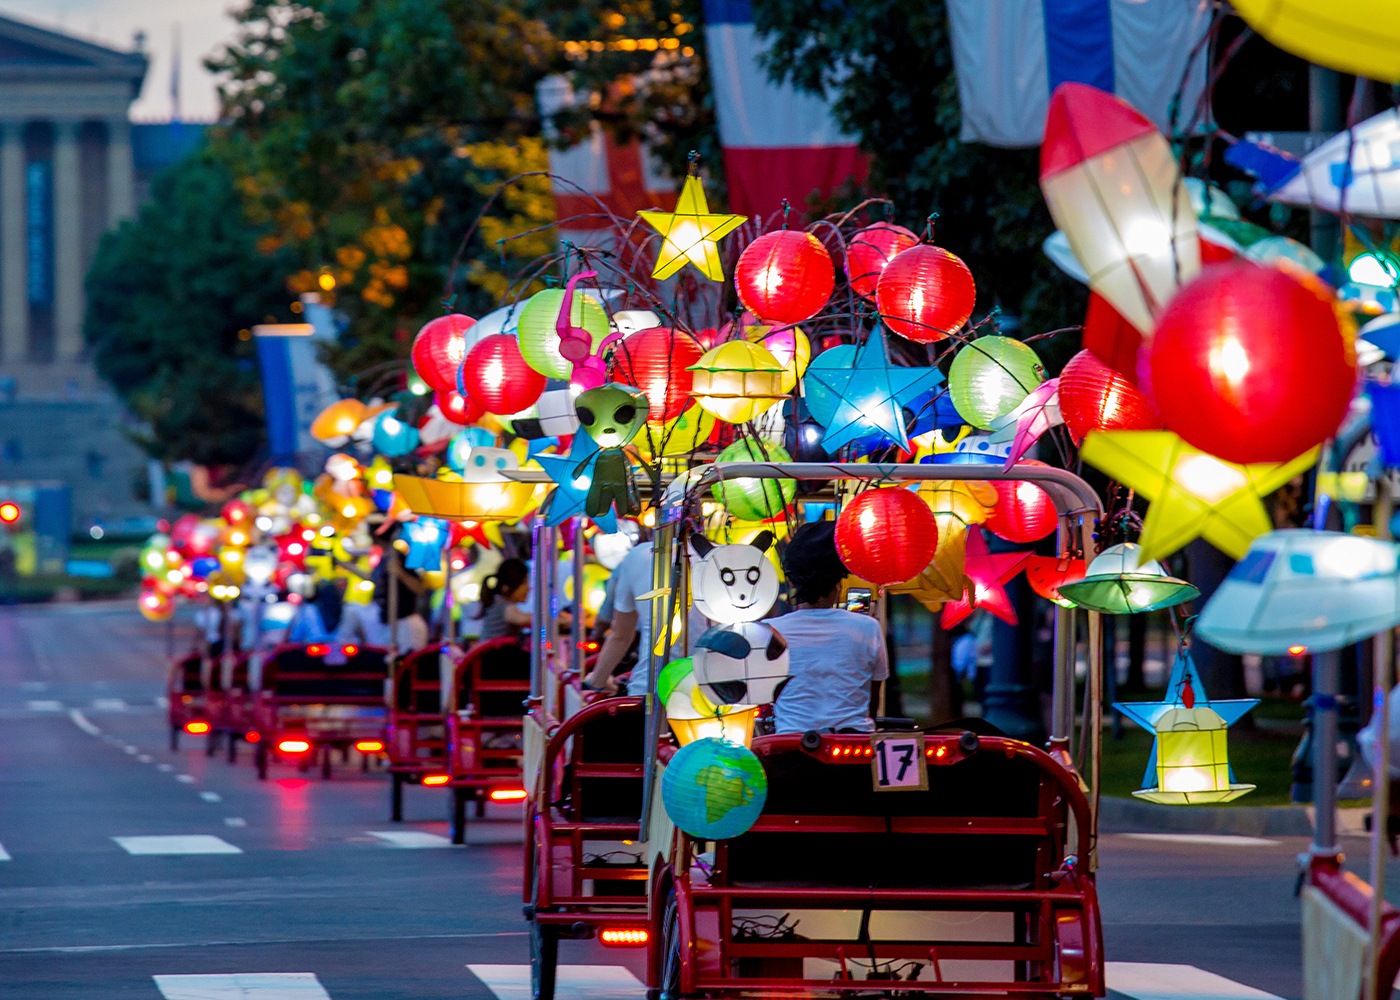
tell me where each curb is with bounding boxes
[1098,795,1315,837]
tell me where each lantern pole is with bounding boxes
[1370,481,1394,1000]
[386,544,399,665]
[571,517,585,678]
[529,522,554,702]
[1312,648,1342,859]
[1049,512,1078,762]
[639,518,680,835]
[442,532,455,647]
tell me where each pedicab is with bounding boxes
[521,460,1109,1000]
[249,641,390,779]
[385,640,452,821]
[204,648,255,762]
[166,650,212,751]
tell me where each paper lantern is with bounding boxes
[1266,109,1400,218]
[846,222,919,301]
[608,327,705,422]
[1196,530,1400,655]
[876,244,976,343]
[803,326,943,453]
[713,440,796,521]
[689,341,786,424]
[372,411,420,457]
[1057,543,1198,615]
[1058,349,1159,443]
[750,325,811,394]
[243,546,278,587]
[689,532,779,624]
[693,621,790,706]
[660,737,768,839]
[460,334,545,415]
[1039,83,1200,336]
[1132,706,1255,805]
[993,379,1062,469]
[310,399,367,445]
[939,525,1033,629]
[948,336,1045,430]
[1025,555,1087,608]
[435,388,483,426]
[138,588,175,622]
[516,289,609,381]
[636,403,718,460]
[1230,1,1400,89]
[639,174,747,281]
[393,474,540,523]
[836,487,939,587]
[985,463,1057,543]
[734,230,835,324]
[1141,262,1355,465]
[660,658,758,745]
[411,314,476,392]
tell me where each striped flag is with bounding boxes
[946,0,1209,147]
[702,0,867,220]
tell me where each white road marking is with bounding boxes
[156,695,169,708]
[469,965,645,1000]
[1106,962,1283,1000]
[27,700,62,712]
[367,830,454,849]
[68,709,101,735]
[19,681,46,691]
[91,698,127,711]
[157,764,174,772]
[138,755,153,763]
[124,745,139,755]
[200,791,222,802]
[224,818,246,827]
[1118,833,1281,848]
[154,972,331,999]
[113,835,242,856]
[176,774,196,784]
[0,843,10,861]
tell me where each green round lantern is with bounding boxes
[948,336,1045,430]
[660,737,768,840]
[516,289,610,380]
[713,440,796,521]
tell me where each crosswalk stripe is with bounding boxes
[367,830,453,849]
[1106,962,1283,1000]
[0,842,11,861]
[113,835,242,856]
[468,965,645,1000]
[91,698,127,711]
[153,972,331,999]
[1118,833,1281,848]
[27,700,62,712]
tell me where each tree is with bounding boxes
[84,149,295,467]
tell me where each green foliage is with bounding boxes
[84,150,293,466]
[752,0,1085,356]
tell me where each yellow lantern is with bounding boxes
[393,474,539,522]
[688,341,786,423]
[635,403,717,460]
[1132,706,1255,805]
[1230,0,1400,84]
[748,325,811,394]
[310,399,368,444]
[668,708,759,747]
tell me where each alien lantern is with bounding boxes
[574,383,649,519]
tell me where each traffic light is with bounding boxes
[0,502,20,525]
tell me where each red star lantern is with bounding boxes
[941,527,1032,629]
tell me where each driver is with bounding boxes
[768,521,889,734]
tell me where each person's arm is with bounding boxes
[504,604,531,627]
[587,609,638,690]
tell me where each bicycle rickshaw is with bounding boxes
[520,460,1108,1000]
[206,648,255,763]
[166,650,213,750]
[386,640,453,820]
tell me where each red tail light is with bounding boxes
[600,927,648,947]
[278,739,311,753]
[341,644,359,657]
[422,774,450,786]
[489,788,527,802]
[355,740,384,753]
[245,731,260,743]
[306,644,329,656]
[184,721,210,735]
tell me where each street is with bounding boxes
[0,602,1334,998]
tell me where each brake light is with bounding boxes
[600,927,648,947]
[1289,645,1307,656]
[246,731,261,743]
[422,774,451,786]
[184,721,211,734]
[489,788,527,802]
[577,640,600,651]
[341,644,359,657]
[306,644,329,656]
[355,740,384,753]
[278,739,311,753]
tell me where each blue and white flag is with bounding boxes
[946,0,1209,147]
[254,318,338,464]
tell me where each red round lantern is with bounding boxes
[985,461,1057,543]
[1058,348,1161,444]
[734,230,834,325]
[221,499,254,525]
[608,327,705,422]
[835,487,939,587]
[876,244,976,343]
[435,388,484,426]
[1141,262,1356,464]
[1024,555,1087,605]
[846,222,919,301]
[411,314,477,392]
[461,334,545,415]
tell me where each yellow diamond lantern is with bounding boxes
[638,175,747,281]
[688,340,786,424]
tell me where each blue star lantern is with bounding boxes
[804,325,945,453]
[535,434,619,533]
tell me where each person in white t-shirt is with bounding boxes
[769,520,889,734]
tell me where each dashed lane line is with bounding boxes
[224,818,246,827]
[1118,833,1282,848]
[68,708,101,736]
[0,842,10,861]
[200,791,222,802]
[176,774,196,784]
[26,700,62,712]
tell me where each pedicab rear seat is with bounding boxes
[166,651,209,748]
[386,641,450,775]
[251,643,389,750]
[665,730,1103,996]
[445,636,532,793]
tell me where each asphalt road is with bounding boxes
[0,601,1355,998]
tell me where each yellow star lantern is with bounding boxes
[639,175,747,281]
[1080,430,1319,562]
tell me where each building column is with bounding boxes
[0,122,26,363]
[53,119,82,362]
[106,117,134,227]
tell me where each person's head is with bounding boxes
[480,557,530,612]
[782,521,848,608]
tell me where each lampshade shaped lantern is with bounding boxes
[1058,348,1160,443]
[751,325,811,394]
[1057,542,1199,614]
[688,341,786,423]
[1132,706,1255,805]
[310,399,368,445]
[734,230,835,324]
[1229,0,1400,91]
[985,464,1058,543]
[949,336,1046,430]
[846,222,919,301]
[875,244,976,343]
[836,487,940,587]
[460,334,546,415]
[516,289,609,381]
[411,314,477,391]
[608,327,705,422]
[139,588,176,622]
[712,440,796,521]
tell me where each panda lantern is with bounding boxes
[573,383,649,519]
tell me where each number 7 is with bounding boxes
[895,742,915,781]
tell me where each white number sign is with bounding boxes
[870,733,928,792]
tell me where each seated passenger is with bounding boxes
[474,558,532,641]
[768,521,889,734]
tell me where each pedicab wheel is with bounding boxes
[321,745,333,779]
[205,732,217,758]
[450,787,468,845]
[529,868,557,1000]
[255,743,268,780]
[169,725,179,752]
[227,733,237,764]
[658,889,687,1000]
[391,773,405,822]
[298,748,311,773]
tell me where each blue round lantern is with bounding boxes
[446,427,496,473]
[373,412,419,457]
[660,737,768,840]
[189,556,220,580]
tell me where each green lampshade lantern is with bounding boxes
[1057,542,1199,614]
[713,440,796,521]
[948,336,1045,430]
[517,289,609,380]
